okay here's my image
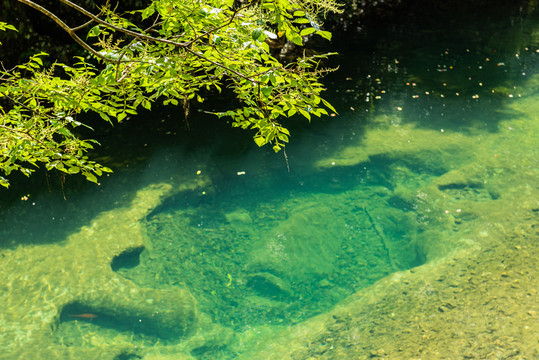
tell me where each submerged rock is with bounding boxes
[246,272,293,299]
[225,208,253,232]
[247,203,346,283]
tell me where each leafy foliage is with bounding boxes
[0,0,341,187]
[0,21,17,45]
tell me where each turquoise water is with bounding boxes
[1,6,538,360]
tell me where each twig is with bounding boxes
[17,0,117,63]
[283,148,290,173]
[71,19,94,32]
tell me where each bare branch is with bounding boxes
[57,0,180,45]
[16,0,120,63]
[71,19,94,32]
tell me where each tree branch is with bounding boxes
[0,122,55,153]
[186,0,261,46]
[57,0,184,46]
[71,19,94,32]
[16,0,121,63]
[17,0,258,82]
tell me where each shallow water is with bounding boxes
[1,6,538,360]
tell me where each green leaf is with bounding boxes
[140,5,155,20]
[261,86,273,97]
[298,108,311,121]
[31,56,43,66]
[322,98,337,113]
[0,176,9,188]
[0,22,17,32]
[277,133,289,142]
[252,28,263,41]
[142,100,152,110]
[83,172,98,183]
[269,72,277,85]
[57,127,73,137]
[99,113,112,123]
[300,28,316,36]
[254,136,266,147]
[288,32,303,46]
[294,18,310,24]
[316,30,332,41]
[87,25,101,38]
[68,166,80,174]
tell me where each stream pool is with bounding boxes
[1,4,538,360]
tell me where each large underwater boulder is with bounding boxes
[247,204,346,284]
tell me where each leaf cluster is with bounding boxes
[0,54,114,187]
[0,0,340,187]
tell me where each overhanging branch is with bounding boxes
[17,0,258,82]
[16,0,114,62]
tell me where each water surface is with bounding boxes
[1,7,538,360]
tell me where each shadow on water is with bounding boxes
[111,246,145,272]
[56,302,169,350]
[4,3,535,249]
[0,107,230,249]
[0,110,180,248]
[0,161,156,249]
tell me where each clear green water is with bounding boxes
[1,7,538,360]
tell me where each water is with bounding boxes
[1,6,538,360]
